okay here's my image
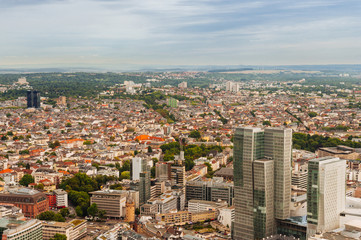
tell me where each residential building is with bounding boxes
[307,156,346,236]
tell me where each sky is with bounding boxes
[1,0,361,68]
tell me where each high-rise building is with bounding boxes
[139,171,151,205]
[233,127,292,240]
[156,162,171,181]
[307,156,346,236]
[134,157,151,205]
[132,157,142,181]
[264,128,292,219]
[27,90,40,108]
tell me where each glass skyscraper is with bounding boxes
[233,127,292,240]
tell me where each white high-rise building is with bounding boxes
[132,157,142,181]
[307,156,346,236]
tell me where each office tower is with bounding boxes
[253,159,275,239]
[132,157,142,181]
[264,128,292,219]
[139,160,151,205]
[156,162,171,181]
[27,90,40,108]
[307,156,346,236]
[233,127,292,240]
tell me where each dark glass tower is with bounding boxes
[27,90,40,108]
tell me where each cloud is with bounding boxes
[0,0,361,66]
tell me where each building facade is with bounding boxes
[27,90,40,108]
[90,190,127,218]
[0,188,48,218]
[307,156,346,236]
[233,127,292,240]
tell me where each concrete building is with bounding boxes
[53,189,68,208]
[125,201,135,223]
[0,204,24,219]
[218,206,235,229]
[171,165,186,186]
[89,189,127,218]
[155,210,218,225]
[292,163,308,190]
[0,218,42,240]
[42,222,72,240]
[233,127,292,240]
[156,162,171,181]
[42,219,87,240]
[317,145,361,160]
[188,199,227,213]
[307,156,346,236]
[186,178,234,205]
[132,157,143,181]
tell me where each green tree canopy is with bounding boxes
[50,233,67,240]
[19,174,34,187]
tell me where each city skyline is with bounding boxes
[1,0,361,68]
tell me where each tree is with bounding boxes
[189,130,201,139]
[83,140,92,145]
[60,208,70,217]
[66,122,72,127]
[308,112,317,118]
[19,174,34,187]
[87,203,98,218]
[120,171,130,180]
[98,210,107,219]
[75,206,83,217]
[26,163,30,169]
[262,120,271,126]
[49,140,61,149]
[50,233,67,240]
[53,213,65,222]
[38,211,56,221]
[148,146,153,153]
[35,183,44,190]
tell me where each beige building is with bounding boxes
[155,210,217,225]
[89,190,127,218]
[42,219,87,240]
[125,201,135,223]
[317,145,361,160]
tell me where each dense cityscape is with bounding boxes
[0,71,360,239]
